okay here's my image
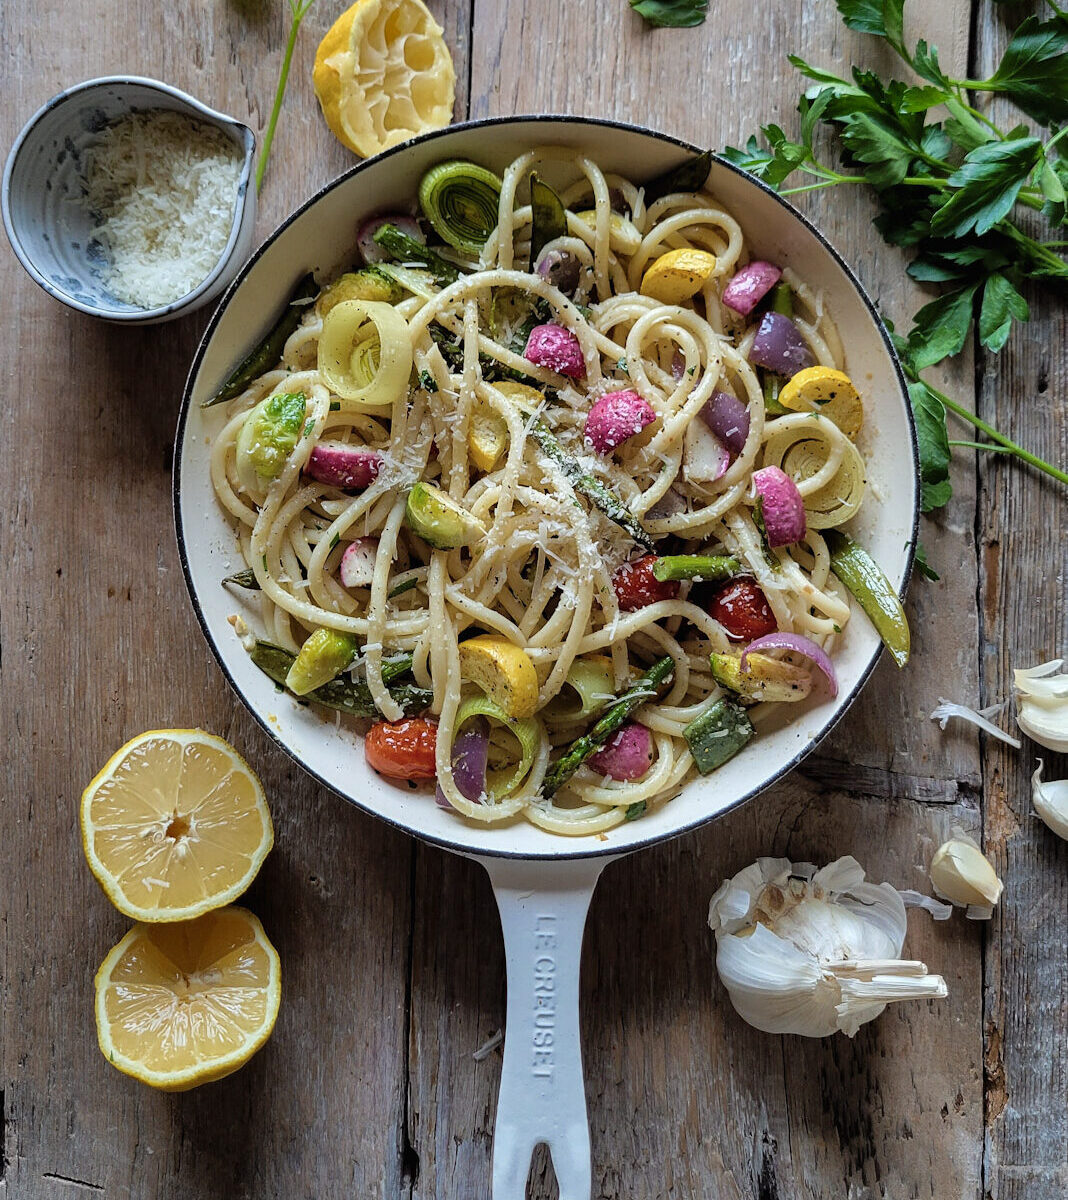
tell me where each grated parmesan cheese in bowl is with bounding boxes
[4,76,257,323]
[83,110,244,309]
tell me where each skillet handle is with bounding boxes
[477,855,614,1200]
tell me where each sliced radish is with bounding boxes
[524,323,586,379]
[589,722,654,780]
[684,414,730,482]
[305,442,382,490]
[584,389,656,454]
[722,261,782,316]
[357,215,423,264]
[752,465,806,547]
[339,537,379,588]
[701,390,750,456]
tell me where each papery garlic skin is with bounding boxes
[929,834,1003,911]
[1032,760,1068,842]
[708,857,947,1038]
[1014,659,1068,753]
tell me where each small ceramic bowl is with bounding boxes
[2,76,257,324]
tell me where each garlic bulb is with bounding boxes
[708,857,948,1038]
[1032,760,1068,842]
[1014,659,1068,752]
[929,831,1003,918]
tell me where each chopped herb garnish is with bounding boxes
[329,532,341,551]
[418,369,439,393]
[329,401,341,411]
[624,800,647,821]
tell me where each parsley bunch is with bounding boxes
[723,0,1068,514]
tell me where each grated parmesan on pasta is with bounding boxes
[83,110,243,309]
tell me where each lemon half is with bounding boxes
[81,729,273,922]
[313,0,456,158]
[95,906,281,1090]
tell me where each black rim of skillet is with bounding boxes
[173,113,920,862]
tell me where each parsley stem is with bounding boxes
[255,0,317,193]
[948,440,1012,454]
[934,387,1068,486]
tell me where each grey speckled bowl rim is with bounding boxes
[2,75,256,321]
[174,114,920,863]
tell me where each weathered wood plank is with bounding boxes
[401,3,985,1198]
[972,6,1068,1198]
[0,1,463,1196]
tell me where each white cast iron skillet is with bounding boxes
[174,116,918,1199]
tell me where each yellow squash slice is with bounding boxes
[81,729,273,922]
[459,634,539,718]
[778,366,864,439]
[640,249,718,304]
[313,0,456,159]
[95,906,281,1091]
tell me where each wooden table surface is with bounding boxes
[2,1,1066,1197]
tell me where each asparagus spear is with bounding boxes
[541,655,674,796]
[222,568,261,590]
[372,224,461,285]
[824,530,910,668]
[249,642,432,717]
[651,554,740,582]
[204,273,317,406]
[529,419,655,551]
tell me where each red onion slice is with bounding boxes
[741,633,838,697]
[722,261,783,316]
[748,312,815,376]
[752,465,806,547]
[700,390,750,456]
[435,717,489,808]
[357,215,424,264]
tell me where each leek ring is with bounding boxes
[317,299,412,409]
[455,693,541,799]
[419,160,503,253]
[762,414,867,529]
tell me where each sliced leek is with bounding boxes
[317,299,413,409]
[762,414,866,529]
[454,693,541,799]
[419,160,503,253]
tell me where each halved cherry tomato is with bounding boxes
[705,576,777,641]
[365,717,438,780]
[612,555,680,612]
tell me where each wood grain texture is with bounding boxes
[971,6,1068,1200]
[1,0,1063,1198]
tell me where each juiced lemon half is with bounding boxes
[313,0,455,158]
[95,907,281,1090]
[81,729,273,922]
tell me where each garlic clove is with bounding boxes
[1032,759,1068,842]
[1013,658,1068,752]
[929,834,1003,911]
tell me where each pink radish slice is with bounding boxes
[752,465,806,547]
[339,538,379,588]
[748,312,815,376]
[741,633,838,697]
[435,718,488,808]
[722,261,783,316]
[524,323,586,379]
[589,722,655,780]
[701,390,750,456]
[305,442,382,489]
[585,389,657,454]
[357,215,423,264]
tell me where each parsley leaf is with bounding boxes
[982,17,1068,126]
[913,544,940,582]
[629,0,708,28]
[930,138,1043,237]
[978,272,1029,353]
[908,381,953,513]
[836,0,904,45]
[907,283,979,370]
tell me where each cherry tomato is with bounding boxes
[365,717,438,780]
[612,555,680,612]
[705,576,777,641]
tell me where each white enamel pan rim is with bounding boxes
[173,113,919,863]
